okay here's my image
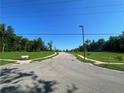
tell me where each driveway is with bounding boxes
[0,52,124,93]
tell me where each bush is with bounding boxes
[87,53,91,56]
[116,56,123,61]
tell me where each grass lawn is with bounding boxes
[75,52,124,63]
[0,60,15,65]
[0,51,55,65]
[71,52,124,71]
[97,64,124,71]
[0,51,55,60]
[72,53,94,63]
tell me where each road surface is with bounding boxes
[0,52,124,93]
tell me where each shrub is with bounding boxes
[116,56,123,61]
[87,53,91,56]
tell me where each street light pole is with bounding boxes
[79,25,85,60]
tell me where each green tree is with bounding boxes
[20,38,28,51]
[0,23,53,52]
[48,41,53,51]
[32,38,46,52]
[73,31,124,53]
[0,24,6,52]
[5,26,16,51]
[97,39,105,51]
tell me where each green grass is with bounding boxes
[71,52,124,71]
[72,53,94,64]
[75,52,124,63]
[0,51,54,60]
[32,52,59,61]
[0,51,55,65]
[0,60,15,65]
[97,64,124,71]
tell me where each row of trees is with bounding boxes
[72,31,124,52]
[0,24,53,52]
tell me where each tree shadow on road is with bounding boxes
[0,68,57,93]
[0,68,79,93]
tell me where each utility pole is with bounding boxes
[79,25,85,60]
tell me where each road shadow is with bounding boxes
[0,68,79,93]
[0,68,57,93]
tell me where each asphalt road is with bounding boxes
[0,52,124,93]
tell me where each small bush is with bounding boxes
[87,53,91,56]
[116,56,123,61]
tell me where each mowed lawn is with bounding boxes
[97,64,124,71]
[0,51,55,65]
[73,52,124,71]
[76,52,124,63]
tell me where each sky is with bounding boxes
[0,0,124,50]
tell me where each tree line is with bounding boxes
[71,31,124,52]
[0,24,53,52]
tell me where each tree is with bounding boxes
[37,38,46,51]
[73,32,124,53]
[0,23,54,52]
[85,40,91,51]
[48,41,53,51]
[20,38,28,51]
[5,26,16,51]
[32,38,46,52]
[0,24,6,52]
[97,39,105,51]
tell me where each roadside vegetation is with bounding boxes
[0,60,14,65]
[0,52,55,60]
[0,23,59,65]
[72,32,124,53]
[0,24,54,52]
[71,52,124,71]
[97,64,124,71]
[75,52,124,63]
[72,53,94,63]
[0,52,56,65]
[70,31,124,71]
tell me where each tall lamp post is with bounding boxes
[79,25,86,60]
